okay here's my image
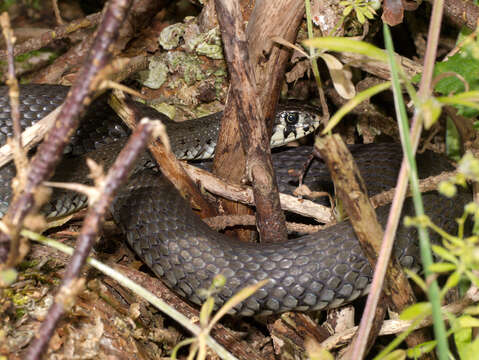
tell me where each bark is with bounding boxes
[212,0,305,242]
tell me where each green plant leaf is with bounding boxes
[0,268,17,286]
[434,53,479,95]
[421,96,443,129]
[459,315,479,328]
[443,270,462,292]
[428,262,457,273]
[199,297,215,328]
[400,302,432,321]
[466,270,479,287]
[438,180,457,198]
[454,327,472,360]
[208,279,270,329]
[343,6,352,16]
[404,268,427,292]
[431,52,479,117]
[465,305,479,315]
[356,10,365,23]
[380,349,406,360]
[406,340,437,358]
[446,117,462,161]
[303,37,388,62]
[459,336,479,360]
[432,245,458,264]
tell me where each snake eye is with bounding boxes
[285,112,299,125]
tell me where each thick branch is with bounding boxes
[430,0,479,30]
[214,0,287,242]
[0,0,133,265]
[212,0,304,242]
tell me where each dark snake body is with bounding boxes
[0,85,470,316]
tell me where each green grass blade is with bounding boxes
[22,229,238,360]
[384,23,450,359]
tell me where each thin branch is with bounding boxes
[0,13,30,267]
[0,12,101,61]
[370,170,457,208]
[315,135,419,359]
[24,119,160,359]
[352,2,448,358]
[52,0,64,25]
[0,0,133,266]
[204,214,324,234]
[0,105,62,168]
[322,286,479,351]
[337,52,422,80]
[183,162,333,223]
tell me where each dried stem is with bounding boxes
[52,0,64,25]
[351,2,448,358]
[0,0,133,266]
[0,12,101,61]
[0,13,29,267]
[109,91,217,218]
[24,119,160,359]
[315,135,420,359]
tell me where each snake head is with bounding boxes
[271,103,322,148]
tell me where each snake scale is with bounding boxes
[0,85,470,316]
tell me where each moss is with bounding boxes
[150,103,176,119]
[194,28,223,60]
[159,23,187,50]
[17,260,39,271]
[138,57,169,89]
[166,51,205,85]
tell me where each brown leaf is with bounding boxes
[382,0,404,26]
[286,59,310,83]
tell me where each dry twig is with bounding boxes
[24,118,158,359]
[315,135,427,359]
[0,13,30,268]
[0,12,101,61]
[0,0,133,267]
[109,90,217,218]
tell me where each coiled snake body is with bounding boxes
[0,85,470,316]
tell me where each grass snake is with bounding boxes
[0,85,470,316]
